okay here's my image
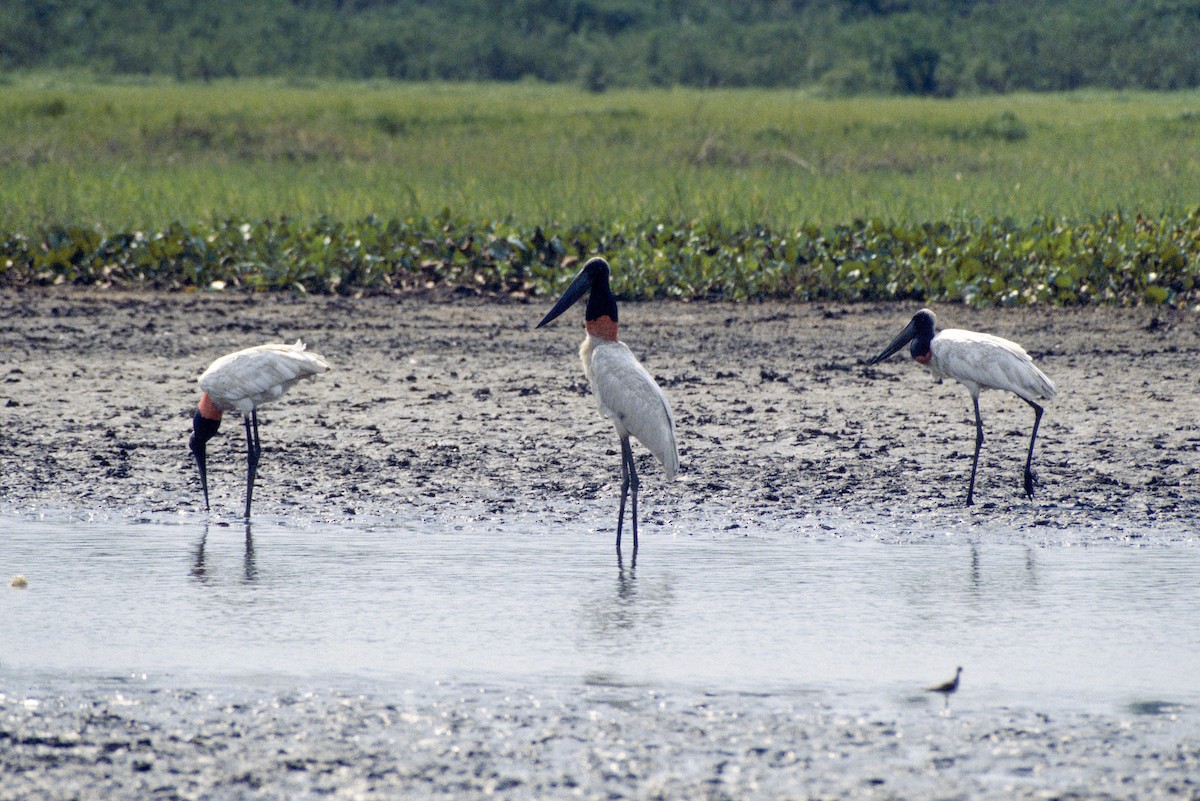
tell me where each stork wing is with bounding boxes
[590,342,679,479]
[934,330,1055,402]
[199,340,330,408]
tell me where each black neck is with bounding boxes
[585,269,618,322]
[910,313,935,359]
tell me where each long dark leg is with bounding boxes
[966,396,984,506]
[244,410,262,519]
[251,408,262,458]
[628,443,640,555]
[616,436,631,555]
[1022,400,1045,498]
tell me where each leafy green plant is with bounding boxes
[3,211,1197,307]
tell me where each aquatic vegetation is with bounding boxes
[1,79,1198,306]
[2,210,1196,307]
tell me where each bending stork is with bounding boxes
[189,340,330,517]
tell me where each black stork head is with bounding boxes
[536,257,618,334]
[868,308,937,365]
[189,407,222,510]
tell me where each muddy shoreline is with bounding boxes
[3,288,1200,799]
[2,677,1197,801]
[1,288,1196,534]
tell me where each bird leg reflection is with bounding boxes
[189,522,258,584]
[243,521,257,582]
[191,524,210,582]
[617,545,637,573]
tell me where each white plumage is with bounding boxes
[199,340,330,415]
[584,337,680,481]
[189,340,330,517]
[868,309,1054,505]
[925,329,1056,403]
[537,256,679,556]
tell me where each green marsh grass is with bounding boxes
[1,75,1198,304]
[4,76,1200,229]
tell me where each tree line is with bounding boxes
[3,0,1200,94]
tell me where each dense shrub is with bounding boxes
[3,0,1200,94]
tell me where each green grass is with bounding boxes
[1,75,1198,305]
[3,75,1200,230]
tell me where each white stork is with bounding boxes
[536,257,679,555]
[189,340,330,517]
[868,309,1055,505]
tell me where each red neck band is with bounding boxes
[198,392,223,421]
[586,316,619,341]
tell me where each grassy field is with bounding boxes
[1,75,1198,304]
[3,75,1200,230]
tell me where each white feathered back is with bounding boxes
[199,340,330,415]
[931,329,1055,403]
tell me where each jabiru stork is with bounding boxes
[536,257,679,555]
[189,340,330,517]
[868,309,1055,505]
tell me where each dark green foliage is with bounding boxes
[892,47,941,96]
[3,0,1200,93]
[4,212,1197,307]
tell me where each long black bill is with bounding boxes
[190,412,221,510]
[536,266,594,328]
[191,443,210,510]
[867,320,918,365]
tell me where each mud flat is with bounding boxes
[0,288,1196,533]
[2,678,1198,801]
[2,289,1199,800]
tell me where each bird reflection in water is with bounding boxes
[598,554,640,635]
[579,550,674,650]
[191,522,258,584]
[964,542,1040,600]
[615,551,636,617]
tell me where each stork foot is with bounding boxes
[1024,469,1038,498]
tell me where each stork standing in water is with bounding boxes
[189,340,330,517]
[867,309,1055,505]
[537,257,679,555]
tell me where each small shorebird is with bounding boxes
[867,309,1056,505]
[536,257,679,556]
[927,666,963,696]
[189,340,330,517]
[926,666,963,707]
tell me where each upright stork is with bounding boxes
[867,309,1055,505]
[189,340,330,517]
[537,257,679,554]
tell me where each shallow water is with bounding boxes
[1,514,1197,714]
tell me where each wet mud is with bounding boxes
[2,289,1200,799]
[0,288,1196,534]
[2,680,1198,801]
